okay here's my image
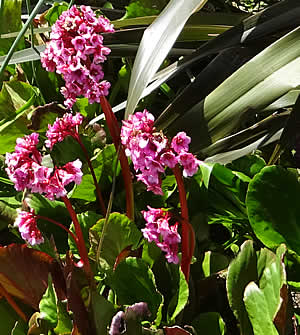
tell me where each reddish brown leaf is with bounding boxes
[64,253,92,335]
[274,284,289,335]
[0,244,61,309]
[164,326,192,335]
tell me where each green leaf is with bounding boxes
[226,155,266,179]
[89,212,141,268]
[0,200,17,229]
[0,80,39,153]
[161,175,177,201]
[0,299,27,335]
[192,312,225,335]
[123,1,160,19]
[246,166,300,252]
[50,135,85,166]
[167,266,189,323]
[39,275,58,328]
[74,98,98,118]
[0,0,47,78]
[255,245,287,323]
[200,162,214,188]
[69,211,102,254]
[0,0,24,57]
[44,2,68,25]
[125,0,208,118]
[111,257,163,323]
[202,251,229,277]
[90,290,115,335]
[244,282,279,335]
[54,301,73,335]
[227,240,257,335]
[72,144,117,202]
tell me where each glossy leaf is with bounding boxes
[54,301,73,335]
[90,290,115,335]
[89,213,141,268]
[227,240,257,335]
[167,267,189,323]
[246,166,300,252]
[244,282,279,335]
[0,244,58,309]
[44,2,68,25]
[111,257,163,323]
[125,0,208,118]
[39,275,58,328]
[71,144,117,202]
[226,155,266,179]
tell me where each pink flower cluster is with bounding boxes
[15,209,44,245]
[121,110,201,195]
[41,5,114,108]
[142,206,181,264]
[5,133,82,200]
[45,112,83,149]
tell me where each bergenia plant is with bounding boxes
[0,4,205,333]
[1,0,299,334]
[1,5,203,333]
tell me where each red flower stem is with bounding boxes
[75,136,107,216]
[62,196,94,285]
[36,215,78,244]
[173,164,195,282]
[0,283,27,321]
[100,96,134,220]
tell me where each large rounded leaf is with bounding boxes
[246,166,300,252]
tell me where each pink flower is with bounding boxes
[56,159,83,186]
[41,5,114,108]
[171,131,191,154]
[141,206,181,264]
[160,151,178,168]
[45,112,83,150]
[178,152,201,177]
[120,110,201,194]
[6,132,83,200]
[15,209,44,245]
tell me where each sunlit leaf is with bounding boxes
[0,244,59,309]
[227,240,256,335]
[125,0,208,118]
[39,275,58,328]
[89,213,141,268]
[246,166,300,253]
[244,282,279,335]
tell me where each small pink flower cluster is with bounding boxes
[121,110,201,195]
[15,209,44,245]
[5,133,82,200]
[45,112,83,149]
[142,206,181,264]
[41,5,114,108]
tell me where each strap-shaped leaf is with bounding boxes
[124,0,208,119]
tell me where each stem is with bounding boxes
[0,283,27,322]
[96,145,120,269]
[173,164,195,282]
[36,215,78,244]
[62,196,94,286]
[75,135,107,216]
[100,96,134,220]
